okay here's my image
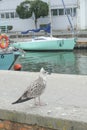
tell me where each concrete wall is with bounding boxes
[0,18,35,32]
[79,0,86,29]
[77,0,87,30]
[0,0,24,10]
[0,0,35,32]
[0,71,87,130]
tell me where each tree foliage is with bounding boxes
[16,1,32,19]
[16,0,49,28]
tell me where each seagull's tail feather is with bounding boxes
[12,97,33,104]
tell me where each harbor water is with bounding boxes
[15,50,87,75]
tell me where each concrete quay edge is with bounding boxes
[0,108,87,130]
[0,70,87,130]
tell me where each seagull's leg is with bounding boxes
[38,96,47,106]
[34,98,37,105]
[34,96,41,106]
[34,97,47,106]
[33,97,41,106]
[38,96,41,105]
[34,98,40,106]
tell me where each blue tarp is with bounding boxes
[21,23,51,34]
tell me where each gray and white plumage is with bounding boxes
[12,68,49,105]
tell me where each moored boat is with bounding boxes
[12,36,76,51]
[0,34,20,70]
[0,48,19,70]
[12,0,76,51]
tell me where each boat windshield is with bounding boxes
[34,37,47,41]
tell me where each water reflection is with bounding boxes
[16,52,74,73]
[16,50,87,75]
[74,50,87,75]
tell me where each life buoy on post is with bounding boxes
[0,34,9,49]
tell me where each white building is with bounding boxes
[0,0,87,32]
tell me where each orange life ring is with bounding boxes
[0,35,9,49]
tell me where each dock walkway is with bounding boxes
[0,70,87,130]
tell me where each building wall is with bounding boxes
[40,0,77,30]
[0,0,35,32]
[0,0,86,32]
[79,0,86,29]
[85,0,87,29]
[76,0,87,30]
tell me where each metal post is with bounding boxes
[48,0,52,38]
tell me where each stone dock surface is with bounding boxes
[0,70,87,130]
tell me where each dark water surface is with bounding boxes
[15,50,87,75]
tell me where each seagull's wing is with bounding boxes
[12,77,46,104]
[12,90,33,104]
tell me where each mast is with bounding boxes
[48,0,52,38]
[61,0,74,34]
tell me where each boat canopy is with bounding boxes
[21,23,51,34]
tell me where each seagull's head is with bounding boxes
[40,68,51,78]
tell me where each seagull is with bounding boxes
[12,68,50,105]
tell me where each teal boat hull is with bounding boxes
[0,52,19,70]
[13,37,76,51]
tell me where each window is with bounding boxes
[15,12,19,18]
[1,13,4,18]
[0,26,6,32]
[6,12,10,18]
[51,9,58,16]
[0,12,19,19]
[65,8,76,17]
[10,12,14,18]
[65,8,71,15]
[72,8,76,17]
[59,9,64,15]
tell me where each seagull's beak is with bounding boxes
[48,72,51,75]
[46,71,51,75]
